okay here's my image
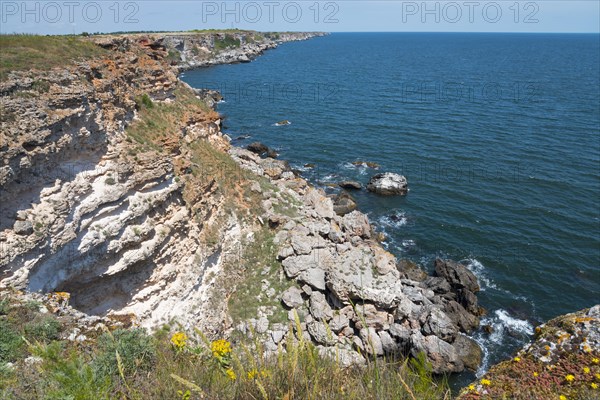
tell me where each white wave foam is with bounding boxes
[378,212,408,229]
[460,258,497,291]
[473,309,534,377]
[402,239,416,248]
[319,174,337,183]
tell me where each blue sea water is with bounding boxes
[182,33,600,376]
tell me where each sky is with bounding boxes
[1,1,599,34]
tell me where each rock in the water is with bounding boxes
[366,173,408,195]
[332,191,357,216]
[452,334,482,371]
[338,181,362,190]
[247,142,277,158]
[410,331,464,374]
[281,286,304,308]
[434,258,480,293]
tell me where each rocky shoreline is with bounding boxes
[226,142,484,373]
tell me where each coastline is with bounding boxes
[1,31,598,398]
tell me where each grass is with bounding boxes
[0,293,451,399]
[227,225,290,325]
[214,35,242,50]
[0,34,106,80]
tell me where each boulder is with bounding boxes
[338,181,362,190]
[340,211,371,239]
[398,259,428,282]
[354,303,392,330]
[13,220,33,235]
[378,330,398,355]
[281,286,304,308]
[421,306,459,342]
[332,191,357,216]
[247,142,276,158]
[433,258,480,293]
[329,313,350,333]
[326,246,403,309]
[452,334,482,371]
[309,291,334,321]
[298,268,326,291]
[366,173,408,195]
[304,188,334,220]
[281,251,323,278]
[359,327,384,356]
[317,345,365,367]
[444,300,480,333]
[410,331,464,374]
[307,320,337,345]
[290,232,313,255]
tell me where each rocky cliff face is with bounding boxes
[0,31,482,374]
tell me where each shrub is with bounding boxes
[0,320,23,363]
[135,93,154,110]
[24,315,61,342]
[93,329,156,378]
[214,35,241,50]
[33,341,112,399]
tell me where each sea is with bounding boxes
[182,32,600,383]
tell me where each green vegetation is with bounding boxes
[228,226,289,325]
[126,84,217,154]
[0,34,106,80]
[135,93,154,110]
[167,49,181,63]
[1,294,450,399]
[214,35,242,50]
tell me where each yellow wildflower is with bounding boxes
[260,370,270,378]
[247,369,258,380]
[591,382,598,389]
[565,374,575,382]
[211,339,232,358]
[533,372,539,377]
[468,384,476,391]
[225,368,236,380]
[514,357,521,362]
[481,378,491,386]
[584,367,591,374]
[170,332,188,351]
[559,395,567,400]
[596,373,600,380]
[592,358,599,364]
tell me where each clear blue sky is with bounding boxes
[1,1,599,34]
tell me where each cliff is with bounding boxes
[0,31,482,377]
